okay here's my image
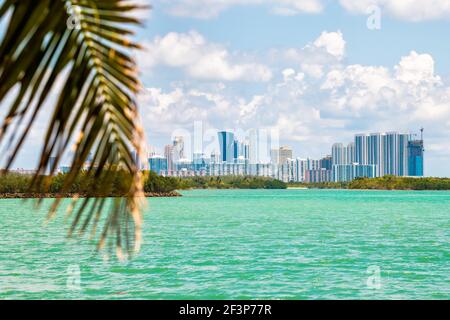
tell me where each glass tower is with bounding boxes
[218,131,235,163]
[408,140,424,176]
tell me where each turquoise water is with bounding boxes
[1,189,449,299]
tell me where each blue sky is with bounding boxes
[129,0,450,177]
[2,0,450,176]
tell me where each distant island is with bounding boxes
[1,173,449,199]
[289,176,450,191]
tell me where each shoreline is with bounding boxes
[0,191,182,199]
[287,187,450,191]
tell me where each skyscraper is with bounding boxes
[218,131,235,163]
[247,129,270,164]
[332,143,355,165]
[332,143,344,165]
[149,155,168,175]
[320,155,332,170]
[355,134,369,166]
[408,137,424,177]
[270,149,279,165]
[346,142,355,164]
[173,136,185,162]
[164,144,174,172]
[354,132,409,177]
[382,132,408,176]
[279,146,293,165]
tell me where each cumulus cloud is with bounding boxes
[269,31,345,79]
[139,31,272,82]
[153,0,450,21]
[339,0,450,22]
[394,51,441,85]
[156,0,323,19]
[313,31,346,60]
[271,0,323,15]
[141,44,450,175]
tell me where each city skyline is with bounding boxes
[3,0,450,177]
[146,127,425,162]
[146,128,424,183]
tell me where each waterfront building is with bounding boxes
[164,145,174,172]
[355,134,370,166]
[218,131,235,163]
[333,163,376,182]
[320,155,332,170]
[279,146,293,165]
[347,142,355,164]
[332,143,345,166]
[172,136,185,163]
[146,129,424,182]
[149,155,168,175]
[295,158,308,182]
[193,153,208,171]
[248,129,271,165]
[176,158,194,172]
[408,139,424,176]
[278,159,294,182]
[270,149,279,165]
[332,143,356,166]
[354,132,409,177]
[305,169,332,183]
[307,159,320,171]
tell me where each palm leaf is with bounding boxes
[0,0,149,259]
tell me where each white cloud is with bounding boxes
[271,0,323,15]
[156,0,323,19]
[394,51,441,85]
[339,0,450,22]
[154,0,450,21]
[270,31,345,79]
[141,47,450,175]
[140,31,272,82]
[313,31,346,60]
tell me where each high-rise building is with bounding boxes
[307,158,320,170]
[408,138,424,177]
[173,136,185,162]
[294,158,308,182]
[248,129,271,164]
[332,143,355,166]
[279,146,293,165]
[320,155,332,170]
[333,164,376,182]
[332,143,345,166]
[239,141,250,160]
[149,155,168,175]
[164,145,174,172]
[346,142,355,164]
[305,169,332,183]
[131,151,141,170]
[354,132,409,177]
[355,134,369,166]
[270,149,279,165]
[193,152,208,171]
[218,131,235,163]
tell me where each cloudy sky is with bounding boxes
[3,0,450,176]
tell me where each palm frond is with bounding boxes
[0,0,149,259]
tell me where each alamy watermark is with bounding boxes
[66,264,81,291]
[164,121,280,165]
[66,3,81,30]
[367,5,382,30]
[366,265,382,289]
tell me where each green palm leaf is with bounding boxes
[0,0,149,259]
